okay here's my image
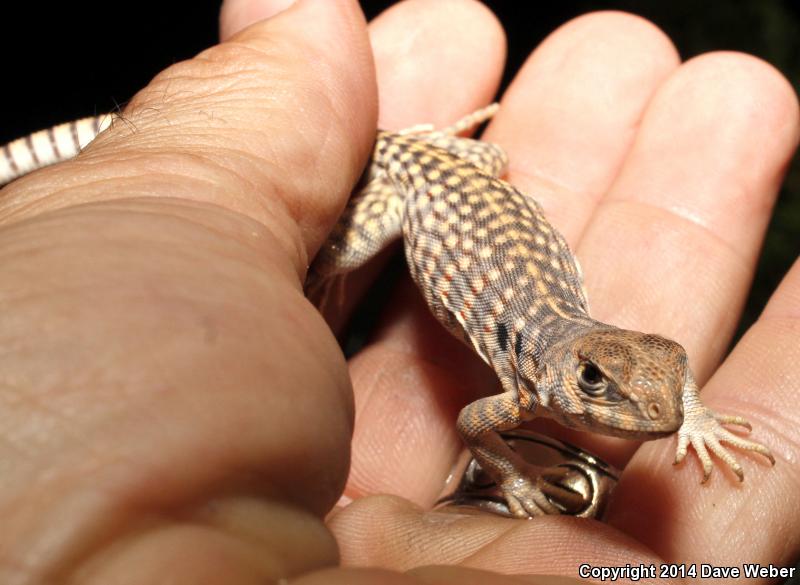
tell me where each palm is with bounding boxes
[330,2,798,574]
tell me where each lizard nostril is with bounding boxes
[647,402,661,420]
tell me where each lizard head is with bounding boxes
[536,328,687,439]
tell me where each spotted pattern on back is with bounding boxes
[372,132,591,376]
[0,103,776,517]
[306,106,508,301]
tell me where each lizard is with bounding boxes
[0,115,114,185]
[0,104,775,518]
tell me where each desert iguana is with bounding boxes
[0,105,774,517]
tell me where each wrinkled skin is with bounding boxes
[0,0,798,583]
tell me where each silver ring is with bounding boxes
[434,430,619,519]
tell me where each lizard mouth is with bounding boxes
[581,416,680,439]
[611,427,675,440]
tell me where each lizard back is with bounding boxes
[375,132,593,373]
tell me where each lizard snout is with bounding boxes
[638,394,683,432]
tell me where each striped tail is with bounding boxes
[0,114,114,186]
[0,105,500,188]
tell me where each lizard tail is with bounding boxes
[0,114,114,187]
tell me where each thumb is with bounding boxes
[0,0,374,583]
[1,0,377,278]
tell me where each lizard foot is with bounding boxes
[674,407,775,482]
[500,473,561,518]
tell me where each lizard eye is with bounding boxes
[577,362,607,396]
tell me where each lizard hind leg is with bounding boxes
[396,103,499,137]
[306,104,503,308]
[422,134,508,177]
[408,106,507,177]
[395,104,506,176]
[306,173,404,308]
[440,103,499,135]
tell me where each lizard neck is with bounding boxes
[516,315,617,412]
[519,307,609,372]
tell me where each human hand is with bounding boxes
[0,1,797,584]
[326,0,800,581]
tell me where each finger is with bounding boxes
[291,566,578,585]
[368,0,503,130]
[0,0,374,582]
[344,10,678,505]
[220,0,297,39]
[319,0,506,333]
[485,11,680,243]
[293,567,423,585]
[522,52,799,465]
[609,255,800,570]
[579,53,799,382]
[329,495,676,582]
[471,12,680,465]
[1,0,376,276]
[293,566,585,585]
[343,0,505,504]
[528,53,799,469]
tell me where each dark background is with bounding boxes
[1,1,797,338]
[0,0,797,578]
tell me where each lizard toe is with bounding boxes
[501,477,558,517]
[677,405,773,482]
[714,412,752,431]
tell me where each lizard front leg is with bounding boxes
[457,393,558,517]
[675,371,775,481]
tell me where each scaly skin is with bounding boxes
[323,107,774,518]
[0,105,776,518]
